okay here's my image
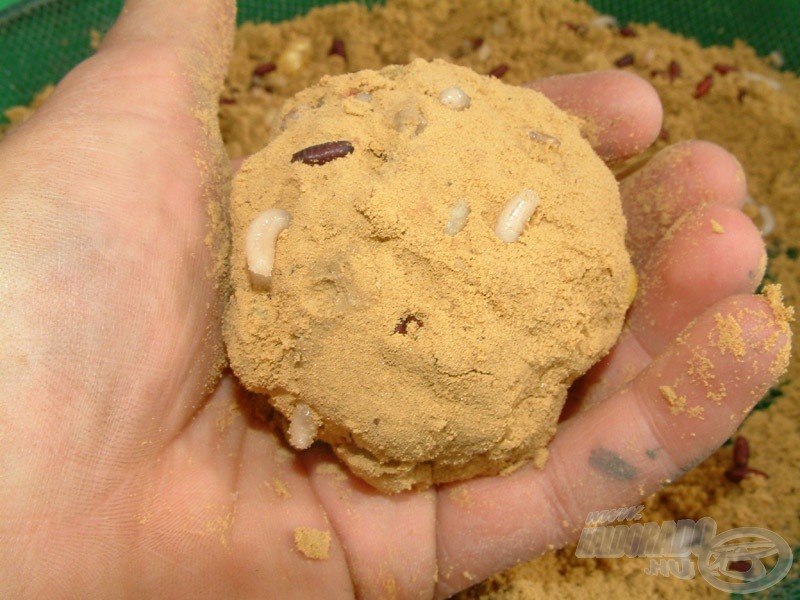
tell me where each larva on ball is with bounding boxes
[444,199,470,236]
[288,403,318,450]
[246,208,292,288]
[439,86,471,110]
[494,188,541,243]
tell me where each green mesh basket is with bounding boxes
[0,0,798,122]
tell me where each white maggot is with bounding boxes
[439,86,471,110]
[287,403,318,450]
[246,208,292,288]
[494,188,541,243]
[590,14,618,28]
[741,70,782,91]
[444,199,470,236]
[745,195,776,237]
[527,129,561,147]
[759,204,776,237]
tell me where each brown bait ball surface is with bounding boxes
[224,60,634,493]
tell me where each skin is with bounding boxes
[0,1,790,598]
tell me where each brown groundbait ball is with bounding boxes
[224,59,636,493]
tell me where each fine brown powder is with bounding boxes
[294,526,332,560]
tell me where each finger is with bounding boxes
[622,141,748,270]
[570,204,766,409]
[524,71,663,162]
[632,206,766,353]
[0,1,238,450]
[301,448,438,599]
[567,142,752,409]
[434,293,792,598]
[15,0,235,133]
[1,0,236,204]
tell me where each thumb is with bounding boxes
[18,0,236,135]
[0,1,237,423]
[99,0,235,126]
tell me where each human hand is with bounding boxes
[0,1,790,598]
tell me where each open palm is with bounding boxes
[0,1,789,598]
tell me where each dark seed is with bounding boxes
[252,62,277,77]
[393,315,424,335]
[658,128,669,141]
[694,75,714,98]
[733,436,750,468]
[329,38,347,60]
[737,88,748,102]
[220,97,237,105]
[488,64,509,78]
[724,466,769,483]
[668,60,682,81]
[713,63,739,75]
[291,140,354,166]
[614,53,635,68]
[619,25,637,37]
[728,561,752,573]
[471,37,485,50]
